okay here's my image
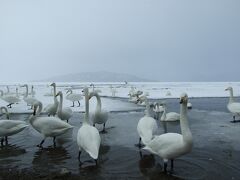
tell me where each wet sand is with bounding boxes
[0,97,240,179]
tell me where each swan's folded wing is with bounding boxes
[228,103,240,113]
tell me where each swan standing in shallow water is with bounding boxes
[137,96,158,147]
[21,84,38,108]
[225,87,240,123]
[0,107,28,145]
[89,91,109,132]
[66,89,82,107]
[56,91,73,123]
[143,93,193,172]
[29,101,73,147]
[0,90,20,108]
[44,83,58,116]
[77,87,101,165]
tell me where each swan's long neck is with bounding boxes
[161,107,166,120]
[16,88,19,97]
[1,107,9,119]
[24,85,29,98]
[95,94,102,112]
[58,93,63,113]
[30,102,42,124]
[53,85,57,103]
[228,89,234,103]
[144,98,151,117]
[83,92,90,124]
[180,101,192,144]
[68,89,73,94]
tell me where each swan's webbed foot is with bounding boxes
[135,138,144,148]
[230,116,240,123]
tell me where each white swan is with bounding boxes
[21,84,38,108]
[153,102,164,120]
[137,96,158,147]
[225,87,240,123]
[30,85,36,97]
[44,83,59,116]
[89,91,109,132]
[66,89,82,107]
[0,106,28,145]
[56,91,73,123]
[77,87,101,165]
[29,101,73,147]
[143,93,193,172]
[0,90,20,108]
[160,104,180,122]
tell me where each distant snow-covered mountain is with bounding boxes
[38,71,151,82]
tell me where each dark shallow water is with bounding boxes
[0,97,240,179]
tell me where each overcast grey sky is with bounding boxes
[0,0,239,82]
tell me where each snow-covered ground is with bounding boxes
[0,82,239,114]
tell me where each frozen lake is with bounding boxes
[0,82,240,179]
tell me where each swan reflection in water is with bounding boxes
[0,144,26,158]
[32,146,70,166]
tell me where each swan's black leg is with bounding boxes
[67,119,69,123]
[93,124,95,127]
[139,150,143,159]
[5,136,8,145]
[171,159,174,171]
[71,102,74,107]
[37,139,45,148]
[164,161,168,173]
[77,101,81,107]
[163,122,168,133]
[101,123,106,133]
[53,137,56,147]
[1,138,4,146]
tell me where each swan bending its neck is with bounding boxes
[0,107,10,119]
[90,92,102,112]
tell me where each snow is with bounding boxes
[0,82,239,114]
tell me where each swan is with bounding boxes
[110,86,117,97]
[0,106,28,145]
[29,101,73,147]
[44,83,59,116]
[0,90,20,108]
[21,84,38,108]
[136,96,158,147]
[66,89,82,107]
[56,91,73,123]
[30,85,36,97]
[77,87,101,165]
[225,87,240,123]
[153,102,164,120]
[89,91,109,132]
[143,93,193,172]
[160,104,180,122]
